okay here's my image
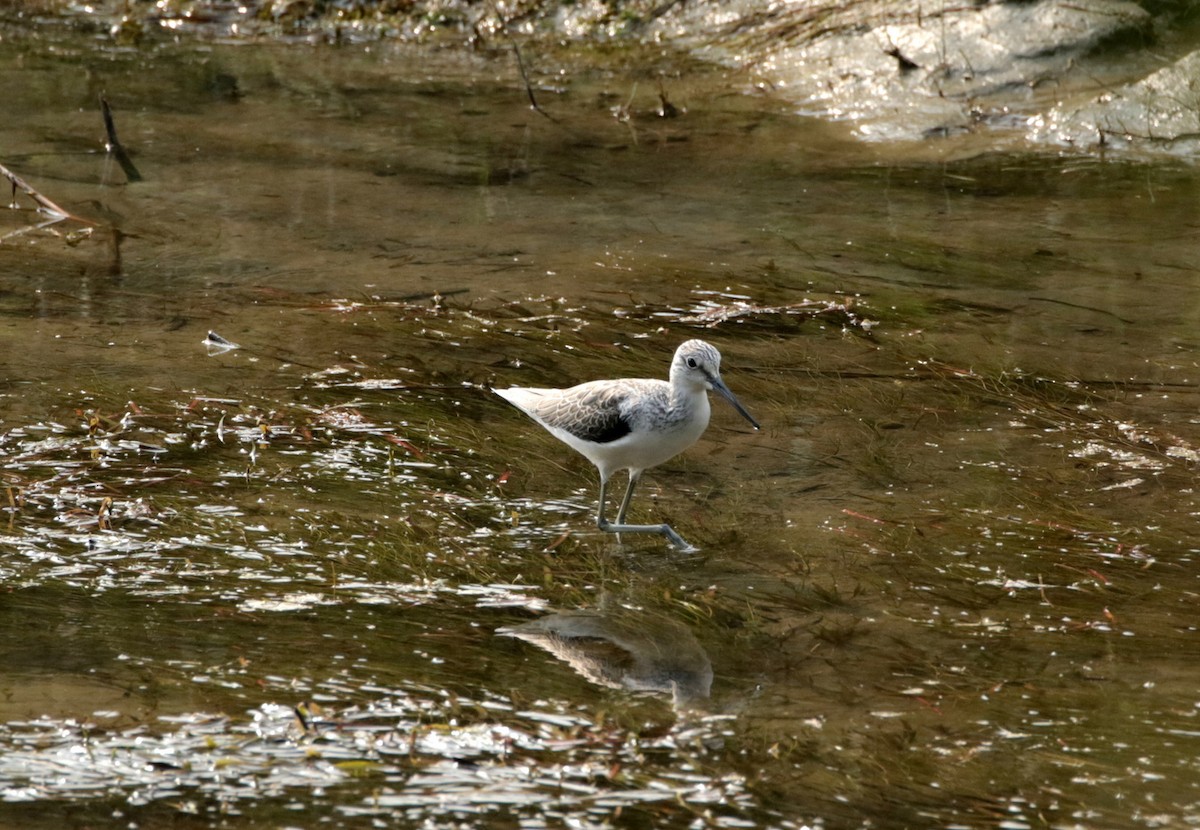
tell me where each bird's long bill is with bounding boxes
[711,377,760,430]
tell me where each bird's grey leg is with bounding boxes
[615,470,639,525]
[595,472,696,552]
[596,474,612,529]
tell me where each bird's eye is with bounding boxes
[686,357,698,369]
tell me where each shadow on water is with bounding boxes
[2,10,1200,830]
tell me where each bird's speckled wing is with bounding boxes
[499,379,667,445]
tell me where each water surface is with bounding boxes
[2,16,1200,829]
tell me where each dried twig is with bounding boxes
[0,214,70,245]
[1,161,70,218]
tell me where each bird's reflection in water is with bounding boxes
[498,608,713,710]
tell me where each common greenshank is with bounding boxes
[495,339,759,551]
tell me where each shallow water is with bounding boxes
[2,13,1200,830]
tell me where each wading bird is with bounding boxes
[495,339,759,551]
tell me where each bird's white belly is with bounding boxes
[581,408,709,475]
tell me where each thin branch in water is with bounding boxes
[511,42,556,122]
[0,214,67,245]
[0,161,70,218]
[100,95,143,183]
[483,1,556,122]
[1028,295,1135,325]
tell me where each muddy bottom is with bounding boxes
[1,17,1199,830]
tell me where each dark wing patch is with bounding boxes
[537,382,640,445]
[570,410,632,444]
[521,379,668,446]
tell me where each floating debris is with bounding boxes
[203,330,239,355]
